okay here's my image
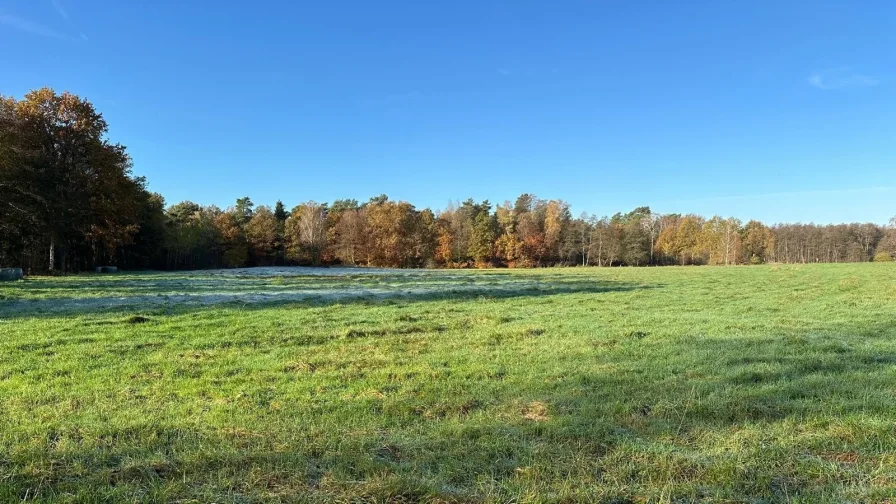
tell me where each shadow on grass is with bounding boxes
[2,318,895,502]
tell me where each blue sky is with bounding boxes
[2,1,894,224]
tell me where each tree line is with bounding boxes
[2,89,895,273]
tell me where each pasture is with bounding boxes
[1,264,895,503]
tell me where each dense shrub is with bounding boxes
[873,251,893,262]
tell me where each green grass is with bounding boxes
[1,264,895,503]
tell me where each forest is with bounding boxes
[2,89,895,273]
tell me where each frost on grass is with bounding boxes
[0,267,548,316]
[205,266,413,277]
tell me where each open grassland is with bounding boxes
[1,264,895,503]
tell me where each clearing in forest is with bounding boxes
[1,263,895,503]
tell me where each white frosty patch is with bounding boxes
[202,266,436,277]
[2,274,548,316]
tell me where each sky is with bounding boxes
[1,1,894,224]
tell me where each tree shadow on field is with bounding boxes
[0,277,657,320]
[3,317,896,502]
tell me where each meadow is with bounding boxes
[1,264,895,503]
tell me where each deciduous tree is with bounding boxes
[247,206,279,265]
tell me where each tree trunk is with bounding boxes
[649,236,654,265]
[49,236,55,272]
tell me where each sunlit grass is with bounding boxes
[1,264,895,502]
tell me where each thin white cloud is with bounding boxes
[0,12,66,39]
[50,0,88,41]
[50,0,69,21]
[808,67,879,90]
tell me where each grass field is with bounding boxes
[1,264,895,503]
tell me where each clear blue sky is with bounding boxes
[2,1,894,224]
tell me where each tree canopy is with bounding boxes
[2,89,893,273]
